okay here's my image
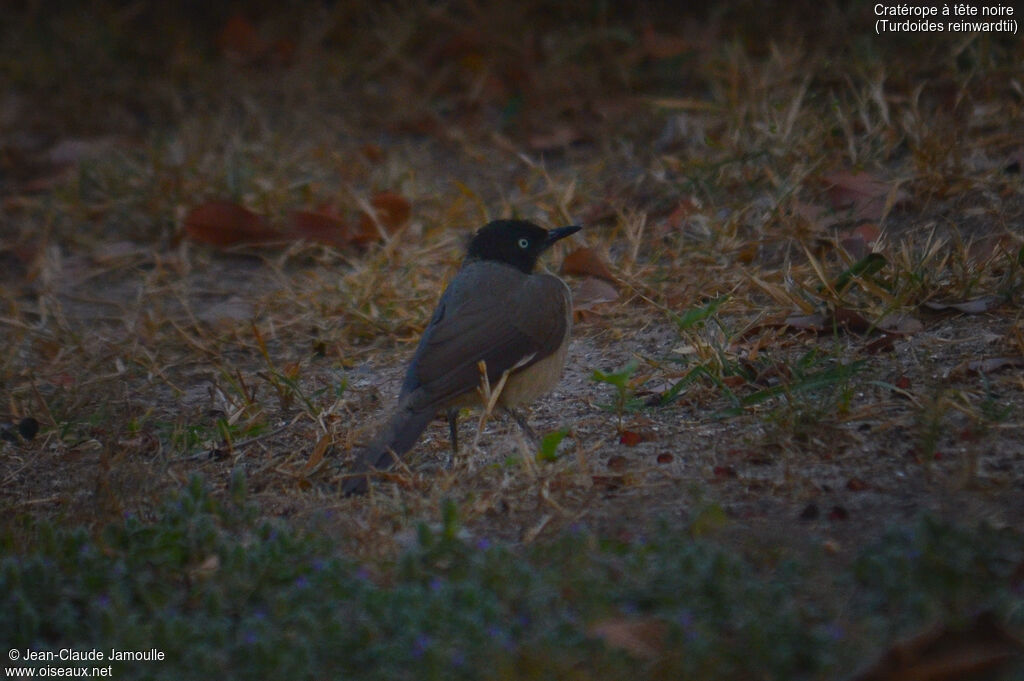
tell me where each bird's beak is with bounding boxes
[544,225,581,248]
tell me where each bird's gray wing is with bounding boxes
[402,263,569,411]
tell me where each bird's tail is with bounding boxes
[342,405,435,495]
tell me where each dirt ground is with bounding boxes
[2,3,1023,565]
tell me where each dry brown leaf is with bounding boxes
[356,192,412,243]
[290,210,352,250]
[561,247,616,282]
[304,434,331,475]
[833,307,873,333]
[877,313,923,335]
[967,234,1018,264]
[965,357,1024,375]
[821,171,908,222]
[588,617,667,660]
[784,311,828,331]
[572,277,619,313]
[847,611,1022,681]
[923,296,1003,314]
[841,223,881,259]
[183,201,280,248]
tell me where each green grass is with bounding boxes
[2,477,1022,680]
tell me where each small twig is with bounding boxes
[172,420,295,464]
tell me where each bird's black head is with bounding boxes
[465,220,581,273]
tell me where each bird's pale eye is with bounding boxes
[517,238,529,249]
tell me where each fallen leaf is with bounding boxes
[618,431,642,447]
[784,311,828,331]
[877,313,923,335]
[588,617,667,660]
[833,307,873,333]
[572,277,619,314]
[656,453,674,464]
[290,210,352,249]
[964,357,1024,375]
[820,170,908,222]
[847,611,1022,681]
[561,247,616,282]
[713,465,737,479]
[846,477,870,491]
[863,334,898,354]
[840,223,881,259]
[355,191,412,243]
[923,295,1003,314]
[967,234,1018,263]
[304,434,331,474]
[184,201,280,248]
[791,201,835,230]
[607,455,629,470]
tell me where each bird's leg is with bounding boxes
[505,407,540,447]
[446,408,459,456]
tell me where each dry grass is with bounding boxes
[2,1,1023,569]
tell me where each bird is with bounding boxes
[342,219,581,495]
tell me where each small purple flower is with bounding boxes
[243,631,258,645]
[674,610,693,628]
[355,566,372,581]
[450,648,466,667]
[412,634,433,658]
[294,575,309,589]
[475,537,491,551]
[429,576,444,592]
[824,622,845,641]
[94,594,111,609]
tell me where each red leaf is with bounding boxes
[656,453,674,464]
[618,431,642,447]
[290,210,353,249]
[183,201,280,247]
[713,465,737,479]
[355,192,411,243]
[561,247,616,282]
